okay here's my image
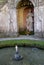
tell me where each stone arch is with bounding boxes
[16,0,35,8]
[17,0,34,35]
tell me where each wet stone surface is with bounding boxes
[0,47,44,65]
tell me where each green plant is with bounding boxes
[0,40,44,49]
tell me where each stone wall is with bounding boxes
[0,0,44,37]
[30,0,44,37]
[34,0,44,37]
[0,3,18,37]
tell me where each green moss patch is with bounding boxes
[0,40,44,49]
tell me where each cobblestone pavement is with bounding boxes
[0,35,44,41]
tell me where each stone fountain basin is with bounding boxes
[0,47,44,65]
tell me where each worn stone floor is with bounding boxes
[0,35,44,41]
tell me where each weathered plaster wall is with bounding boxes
[0,4,18,36]
[9,8,18,33]
[0,4,10,33]
[34,5,44,37]
[0,0,44,37]
[0,0,35,37]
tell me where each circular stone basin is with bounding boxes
[0,47,44,65]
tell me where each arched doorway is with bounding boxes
[17,0,34,35]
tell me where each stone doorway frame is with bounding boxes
[16,0,34,35]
